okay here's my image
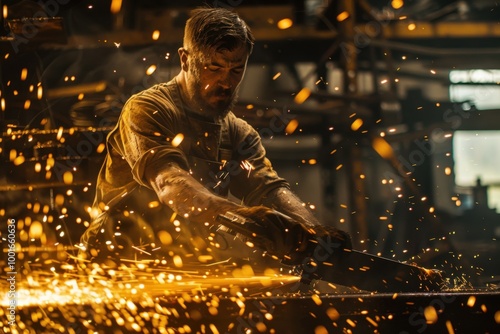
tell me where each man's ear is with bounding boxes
[178,47,189,72]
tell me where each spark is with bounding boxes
[63,171,73,185]
[366,316,379,327]
[294,87,311,104]
[467,295,476,307]
[350,118,363,131]
[110,0,122,14]
[173,255,183,267]
[311,294,322,305]
[240,160,254,177]
[277,18,293,30]
[13,155,25,166]
[172,133,184,147]
[337,11,349,22]
[148,201,160,208]
[146,65,157,75]
[446,320,455,334]
[96,143,106,153]
[285,119,299,134]
[494,311,500,323]
[20,68,28,81]
[424,306,438,324]
[346,318,356,327]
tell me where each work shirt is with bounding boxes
[80,78,289,260]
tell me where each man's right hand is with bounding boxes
[230,206,351,265]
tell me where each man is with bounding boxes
[79,7,350,267]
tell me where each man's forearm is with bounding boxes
[261,187,320,227]
[148,162,243,224]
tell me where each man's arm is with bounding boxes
[146,161,326,259]
[260,187,320,227]
[147,161,244,224]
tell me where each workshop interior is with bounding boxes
[1,0,500,333]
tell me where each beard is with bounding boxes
[187,64,239,119]
[191,82,239,119]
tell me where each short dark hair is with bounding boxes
[184,7,255,55]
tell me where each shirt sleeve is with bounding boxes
[227,115,290,205]
[108,90,190,188]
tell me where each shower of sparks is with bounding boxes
[0,253,302,332]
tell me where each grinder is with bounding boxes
[216,211,445,293]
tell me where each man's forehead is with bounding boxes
[203,46,249,64]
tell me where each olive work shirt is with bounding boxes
[80,78,290,257]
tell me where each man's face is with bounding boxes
[184,44,249,118]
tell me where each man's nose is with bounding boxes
[217,71,233,90]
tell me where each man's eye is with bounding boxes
[207,66,220,71]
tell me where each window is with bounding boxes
[450,70,500,212]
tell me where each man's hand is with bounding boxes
[228,206,352,265]
[294,224,352,266]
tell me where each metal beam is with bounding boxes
[381,21,500,39]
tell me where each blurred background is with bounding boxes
[1,0,499,286]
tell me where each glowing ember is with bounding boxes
[424,305,438,324]
[294,87,311,104]
[171,133,184,147]
[146,65,157,75]
[285,119,299,135]
[152,30,160,40]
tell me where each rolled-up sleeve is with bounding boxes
[110,94,189,188]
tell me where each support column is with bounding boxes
[338,0,369,243]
